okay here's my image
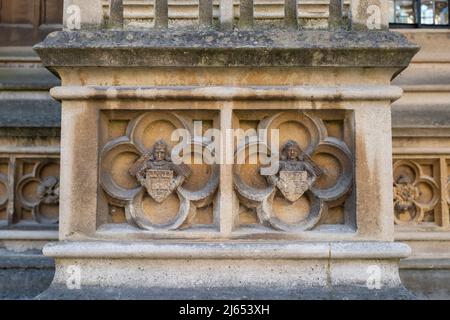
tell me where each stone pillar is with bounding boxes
[34,1,419,299]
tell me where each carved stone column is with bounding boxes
[35,1,418,299]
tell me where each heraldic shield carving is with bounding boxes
[233,111,354,232]
[99,112,219,231]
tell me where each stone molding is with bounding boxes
[43,241,411,259]
[49,85,404,102]
[34,30,419,69]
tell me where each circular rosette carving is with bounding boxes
[393,160,439,225]
[310,138,353,203]
[0,172,9,210]
[17,160,60,224]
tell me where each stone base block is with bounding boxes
[37,241,414,300]
[400,259,450,300]
[0,251,54,300]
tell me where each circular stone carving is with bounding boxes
[16,160,60,224]
[258,112,327,155]
[310,138,353,202]
[126,189,192,231]
[0,173,9,208]
[257,190,324,232]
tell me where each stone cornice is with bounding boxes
[34,30,419,70]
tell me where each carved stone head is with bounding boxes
[150,139,170,162]
[281,140,304,161]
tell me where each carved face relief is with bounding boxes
[271,140,323,202]
[128,140,186,203]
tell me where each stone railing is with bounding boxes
[65,0,387,31]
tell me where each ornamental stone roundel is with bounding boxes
[234,112,353,232]
[99,112,219,231]
[393,160,439,225]
[16,160,60,225]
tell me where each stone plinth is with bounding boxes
[35,29,418,299]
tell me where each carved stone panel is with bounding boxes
[393,157,450,230]
[99,111,219,231]
[233,110,354,232]
[0,156,60,229]
[0,158,10,226]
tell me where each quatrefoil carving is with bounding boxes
[17,160,60,224]
[233,112,353,232]
[100,112,219,231]
[393,160,439,225]
[0,171,9,214]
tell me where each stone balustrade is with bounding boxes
[64,0,387,30]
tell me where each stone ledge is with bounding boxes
[43,241,411,260]
[34,30,419,68]
[50,85,404,102]
[401,258,450,270]
[0,230,59,241]
[37,285,414,300]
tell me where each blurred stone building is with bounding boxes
[0,0,449,299]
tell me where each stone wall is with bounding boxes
[0,1,449,299]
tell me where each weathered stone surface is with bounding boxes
[0,249,54,300]
[37,241,413,300]
[34,30,418,69]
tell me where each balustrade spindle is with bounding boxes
[239,0,254,29]
[110,0,124,29]
[285,0,298,29]
[155,0,169,28]
[199,0,213,27]
[220,0,234,30]
[328,0,343,30]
